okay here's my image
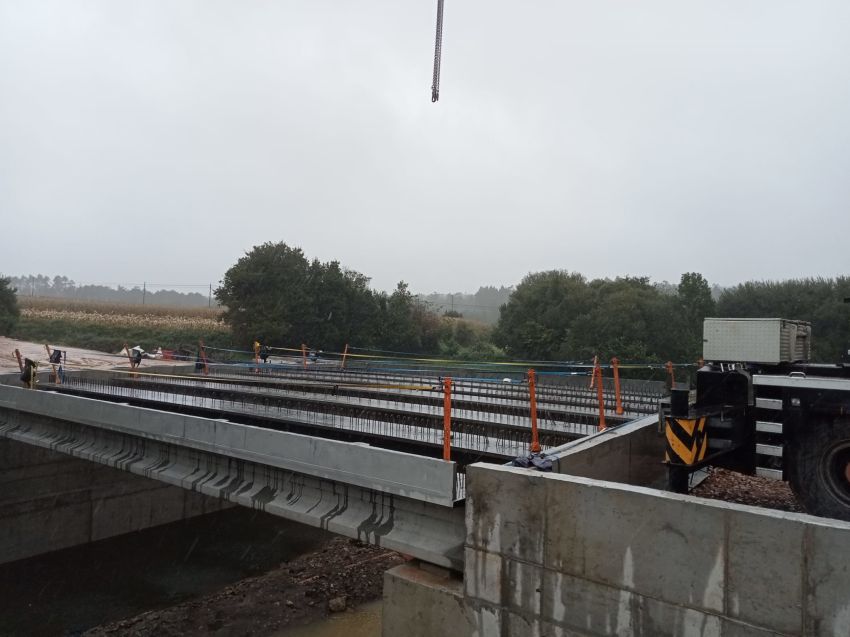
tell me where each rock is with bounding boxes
[328,596,347,613]
[285,600,295,608]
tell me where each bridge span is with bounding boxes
[0,363,661,570]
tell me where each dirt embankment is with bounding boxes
[0,337,188,374]
[84,537,405,637]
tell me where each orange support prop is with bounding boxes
[528,369,541,453]
[14,349,23,373]
[301,344,308,369]
[443,377,452,461]
[595,365,607,430]
[611,357,623,415]
[198,340,209,376]
[666,360,675,387]
[341,344,349,370]
[589,355,598,389]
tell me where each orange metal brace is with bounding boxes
[528,369,541,453]
[595,365,607,430]
[589,355,598,389]
[14,349,24,373]
[666,360,675,387]
[198,339,209,376]
[611,357,623,415]
[443,377,452,461]
[341,344,349,370]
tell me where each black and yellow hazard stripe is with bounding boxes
[664,416,708,466]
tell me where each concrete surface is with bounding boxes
[385,463,850,636]
[0,383,460,506]
[547,415,666,487]
[0,438,227,564]
[0,405,467,569]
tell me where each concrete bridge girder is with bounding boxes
[0,386,467,570]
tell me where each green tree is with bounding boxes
[0,277,20,335]
[676,272,715,359]
[566,277,676,361]
[216,242,384,350]
[493,271,591,359]
[494,271,695,362]
[375,282,441,352]
[216,243,314,347]
[216,244,445,354]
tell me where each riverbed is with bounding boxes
[0,508,333,636]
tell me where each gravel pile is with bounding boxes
[691,468,803,513]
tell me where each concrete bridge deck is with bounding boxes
[0,366,663,571]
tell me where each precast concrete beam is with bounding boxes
[0,384,460,506]
[0,406,466,570]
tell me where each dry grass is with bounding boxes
[20,307,227,331]
[14,297,234,352]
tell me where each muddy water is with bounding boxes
[281,601,382,637]
[0,508,332,636]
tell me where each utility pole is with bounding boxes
[142,282,146,306]
[209,283,212,308]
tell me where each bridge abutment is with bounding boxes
[382,421,850,636]
[0,438,229,564]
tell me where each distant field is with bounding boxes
[14,297,234,353]
[18,296,224,320]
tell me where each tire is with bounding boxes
[788,416,850,521]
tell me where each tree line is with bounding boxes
[6,275,212,307]
[492,271,714,363]
[4,249,848,364]
[218,244,848,363]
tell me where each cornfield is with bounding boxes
[19,297,227,331]
[18,296,222,327]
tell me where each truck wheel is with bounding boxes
[789,417,850,521]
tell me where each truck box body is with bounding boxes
[703,318,811,364]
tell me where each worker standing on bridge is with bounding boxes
[260,345,269,364]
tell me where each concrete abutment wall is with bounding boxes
[0,438,228,564]
[385,463,850,636]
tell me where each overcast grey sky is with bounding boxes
[2,1,848,294]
